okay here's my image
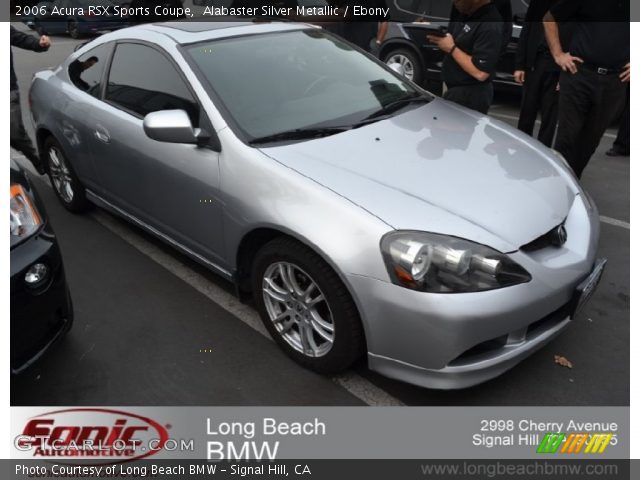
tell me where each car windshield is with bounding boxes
[185,29,425,142]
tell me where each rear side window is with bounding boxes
[105,43,200,126]
[68,43,111,98]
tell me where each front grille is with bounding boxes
[520,223,565,252]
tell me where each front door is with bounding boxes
[88,41,226,267]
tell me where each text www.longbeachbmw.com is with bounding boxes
[420,461,618,477]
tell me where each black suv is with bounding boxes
[380,0,529,90]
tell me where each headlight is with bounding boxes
[10,184,42,239]
[381,231,531,293]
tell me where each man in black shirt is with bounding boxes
[428,0,503,114]
[544,0,630,178]
[10,25,50,174]
[514,0,560,147]
[450,0,512,56]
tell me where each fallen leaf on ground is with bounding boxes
[554,355,573,369]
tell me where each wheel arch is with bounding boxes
[235,226,372,350]
[35,127,55,168]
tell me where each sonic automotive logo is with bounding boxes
[15,408,170,462]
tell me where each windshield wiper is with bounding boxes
[248,127,350,145]
[359,94,431,123]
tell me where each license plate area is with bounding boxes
[570,258,607,319]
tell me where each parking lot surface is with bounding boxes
[10,23,630,406]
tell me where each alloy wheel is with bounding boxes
[47,147,74,204]
[387,54,415,81]
[262,262,335,358]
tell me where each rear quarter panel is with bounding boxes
[30,68,101,189]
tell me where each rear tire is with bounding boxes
[251,237,365,374]
[44,137,92,213]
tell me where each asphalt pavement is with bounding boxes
[9,23,630,406]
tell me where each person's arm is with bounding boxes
[514,20,531,83]
[10,26,49,52]
[620,63,630,83]
[427,33,492,82]
[543,12,582,73]
[543,0,584,74]
[451,43,491,82]
[428,23,502,83]
[376,22,389,44]
[374,0,389,44]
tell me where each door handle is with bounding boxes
[94,127,111,144]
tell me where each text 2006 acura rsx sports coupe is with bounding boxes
[30,22,605,389]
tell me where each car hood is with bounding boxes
[260,99,578,252]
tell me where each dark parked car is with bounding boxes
[10,160,73,374]
[20,0,54,29]
[380,0,529,89]
[31,0,129,38]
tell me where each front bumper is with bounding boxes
[349,272,581,389]
[348,195,600,389]
[10,229,73,374]
[368,305,573,390]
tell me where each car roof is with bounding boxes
[135,21,313,45]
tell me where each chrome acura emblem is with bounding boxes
[551,225,568,246]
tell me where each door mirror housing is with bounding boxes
[143,109,200,144]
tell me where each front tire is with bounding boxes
[44,137,91,213]
[251,237,365,374]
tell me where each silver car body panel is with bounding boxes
[29,22,601,389]
[261,100,579,252]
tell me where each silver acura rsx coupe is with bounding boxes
[30,21,606,389]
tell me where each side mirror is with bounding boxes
[388,62,405,76]
[143,109,199,144]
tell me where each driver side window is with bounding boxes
[105,43,200,127]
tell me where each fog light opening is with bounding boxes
[24,262,49,288]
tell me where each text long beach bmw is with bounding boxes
[29,21,605,389]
